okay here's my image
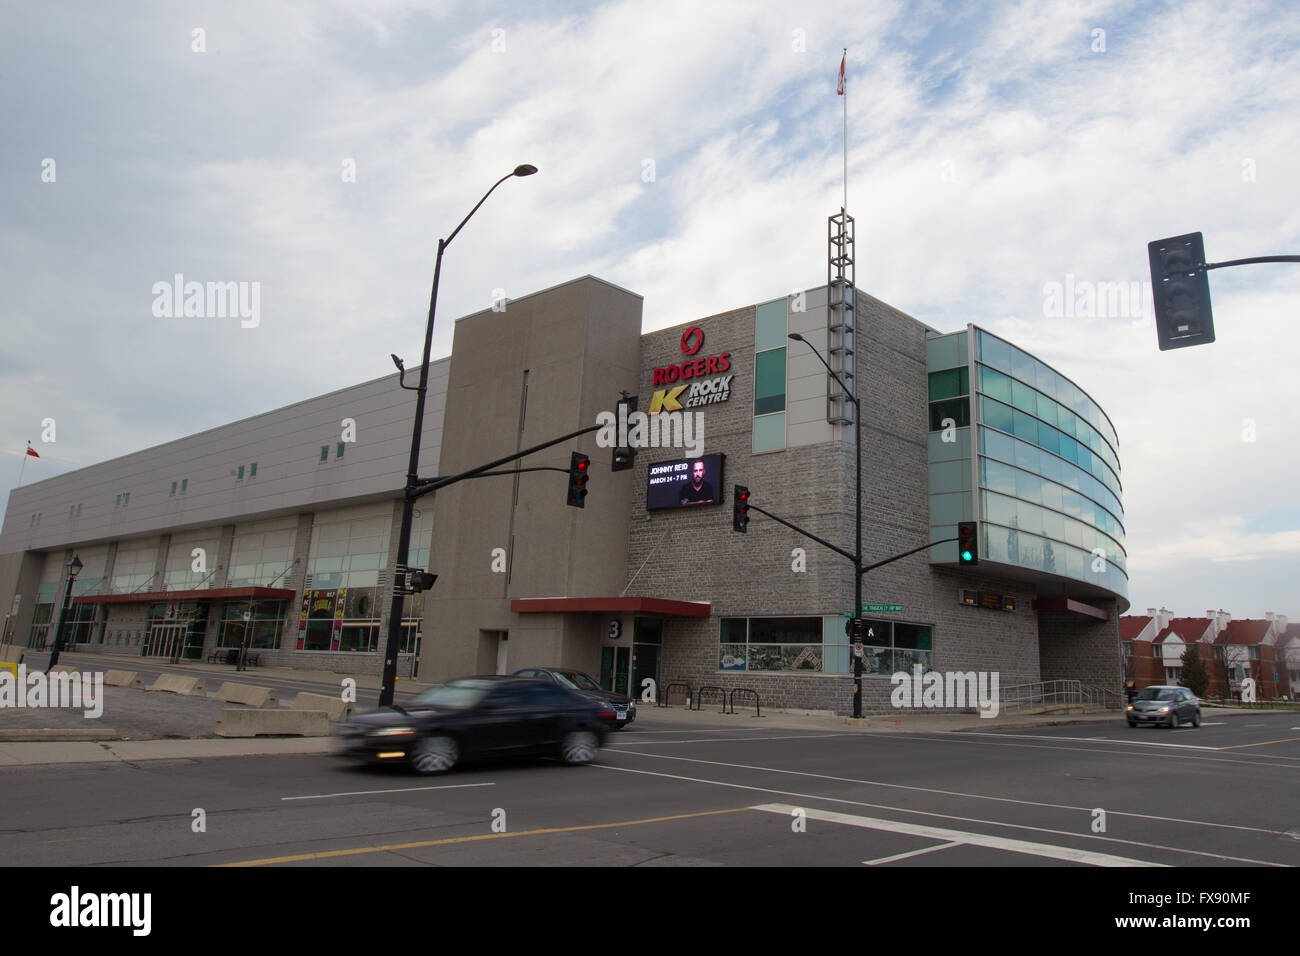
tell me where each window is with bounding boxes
[123,492,130,507]
[69,505,75,517]
[75,503,81,516]
[928,367,969,401]
[336,442,345,459]
[236,465,244,481]
[320,446,329,462]
[115,495,121,508]
[181,479,187,493]
[170,482,177,495]
[249,462,257,478]
[754,348,786,415]
[929,397,970,430]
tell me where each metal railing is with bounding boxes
[1000,679,1122,712]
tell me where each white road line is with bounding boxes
[753,804,1155,867]
[863,842,962,866]
[604,747,1290,838]
[281,782,495,801]
[590,763,1286,866]
[879,731,1300,766]
[614,733,851,746]
[958,731,1221,751]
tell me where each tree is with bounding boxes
[1180,642,1211,697]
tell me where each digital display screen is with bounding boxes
[646,453,725,511]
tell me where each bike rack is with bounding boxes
[729,687,761,717]
[693,685,729,713]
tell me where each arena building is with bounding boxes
[1,245,1130,714]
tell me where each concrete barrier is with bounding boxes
[104,670,145,689]
[50,664,84,675]
[291,692,353,722]
[214,682,278,708]
[147,674,206,696]
[0,645,26,663]
[212,709,329,737]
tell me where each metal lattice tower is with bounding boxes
[826,209,856,425]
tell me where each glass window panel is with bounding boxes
[980,365,1012,403]
[752,412,785,452]
[980,427,1013,464]
[1011,379,1036,413]
[1035,393,1058,427]
[1013,437,1038,473]
[1014,468,1043,504]
[893,623,932,651]
[1018,501,1044,535]
[927,332,965,370]
[754,348,786,415]
[1035,360,1056,395]
[755,300,787,351]
[981,397,1013,434]
[1041,508,1065,541]
[1011,347,1035,384]
[982,458,1017,496]
[984,491,1016,526]
[1040,480,1063,511]
[929,397,969,430]
[1059,436,1078,464]
[1012,409,1037,442]
[929,369,962,401]
[1037,420,1059,455]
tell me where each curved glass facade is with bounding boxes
[928,327,1128,602]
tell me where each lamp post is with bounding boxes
[378,164,538,708]
[789,333,864,717]
[47,554,83,672]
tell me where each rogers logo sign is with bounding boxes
[654,325,731,386]
[680,325,704,356]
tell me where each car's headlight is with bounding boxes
[1126,705,1133,711]
[367,727,416,737]
[1158,706,1170,712]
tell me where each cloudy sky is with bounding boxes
[2,0,1297,621]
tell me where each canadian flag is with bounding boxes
[837,54,845,95]
[25,442,39,459]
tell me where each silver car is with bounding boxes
[1127,685,1201,728]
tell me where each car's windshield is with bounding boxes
[553,671,601,691]
[1135,688,1179,701]
[407,680,494,709]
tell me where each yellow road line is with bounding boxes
[217,806,752,867]
[1218,736,1300,749]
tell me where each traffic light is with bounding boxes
[612,395,637,472]
[567,451,590,508]
[1149,232,1215,350]
[957,521,978,566]
[409,571,438,592]
[732,485,750,532]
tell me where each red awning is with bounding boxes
[72,586,296,606]
[510,597,711,618]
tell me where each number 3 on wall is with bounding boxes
[608,620,622,640]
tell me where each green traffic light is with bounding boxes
[961,549,972,561]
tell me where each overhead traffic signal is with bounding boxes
[409,571,438,592]
[567,452,590,508]
[957,521,978,566]
[1148,232,1215,351]
[612,395,637,472]
[732,485,750,532]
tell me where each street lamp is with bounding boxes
[789,333,865,717]
[378,164,538,708]
[47,554,83,672]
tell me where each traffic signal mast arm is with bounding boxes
[1200,255,1300,270]
[408,422,605,500]
[741,495,962,574]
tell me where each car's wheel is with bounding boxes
[1127,720,1137,728]
[410,735,458,774]
[1168,711,1180,729]
[1191,710,1201,727]
[560,730,599,764]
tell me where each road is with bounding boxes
[2,712,1296,868]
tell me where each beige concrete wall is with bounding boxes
[423,276,642,683]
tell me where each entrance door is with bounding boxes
[631,643,660,703]
[146,623,184,659]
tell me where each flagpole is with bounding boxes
[843,46,847,214]
[18,444,29,487]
